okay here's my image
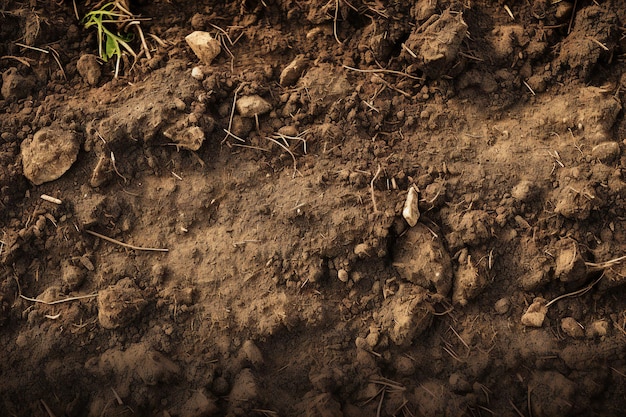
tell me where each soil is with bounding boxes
[2,0,626,416]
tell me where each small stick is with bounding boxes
[545,274,603,308]
[586,255,626,271]
[333,0,343,45]
[588,37,609,51]
[376,387,385,417]
[343,64,424,81]
[523,80,536,96]
[85,229,169,252]
[568,0,577,34]
[223,85,243,143]
[370,164,382,213]
[266,136,300,177]
[508,399,526,417]
[401,43,417,58]
[111,387,124,405]
[40,399,57,417]
[20,293,98,305]
[41,194,62,205]
[504,5,514,20]
[110,151,128,183]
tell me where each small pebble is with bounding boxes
[338,269,349,282]
[494,298,510,314]
[586,320,609,339]
[561,317,585,338]
[191,66,205,80]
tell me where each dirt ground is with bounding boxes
[2,0,626,416]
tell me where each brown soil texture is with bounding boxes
[2,1,626,416]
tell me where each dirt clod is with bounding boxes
[21,126,80,185]
[97,278,148,329]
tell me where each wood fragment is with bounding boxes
[20,293,98,305]
[40,399,57,417]
[370,164,382,213]
[85,229,169,252]
[41,194,62,205]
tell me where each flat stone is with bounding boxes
[280,55,309,87]
[185,31,221,65]
[21,127,80,185]
[236,95,272,117]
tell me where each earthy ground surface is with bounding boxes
[2,0,626,416]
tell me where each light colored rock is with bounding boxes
[337,269,349,282]
[191,66,205,80]
[21,127,80,185]
[512,180,534,201]
[586,320,609,338]
[280,55,309,87]
[177,126,205,151]
[521,298,547,327]
[554,239,586,283]
[2,67,35,100]
[377,284,432,346]
[299,63,351,103]
[240,340,264,367]
[185,31,221,65]
[561,317,584,338]
[229,369,259,404]
[402,186,420,227]
[236,95,272,117]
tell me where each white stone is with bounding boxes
[402,186,420,227]
[191,66,205,80]
[236,95,272,117]
[185,31,221,65]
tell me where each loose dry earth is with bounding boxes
[2,0,626,416]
